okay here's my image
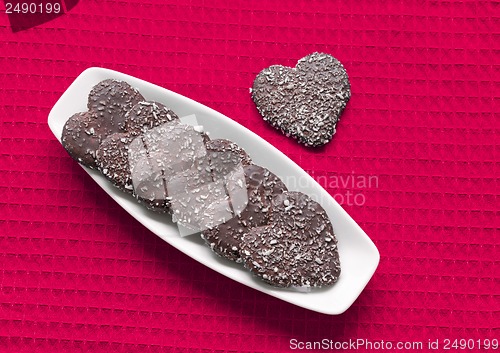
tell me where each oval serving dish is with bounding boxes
[48,67,379,315]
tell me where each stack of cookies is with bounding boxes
[62,79,341,289]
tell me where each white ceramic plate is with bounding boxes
[48,67,379,315]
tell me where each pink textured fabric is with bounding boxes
[0,0,498,352]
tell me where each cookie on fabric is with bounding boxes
[125,101,179,136]
[251,52,351,147]
[201,164,288,262]
[61,111,106,169]
[240,191,340,288]
[87,79,144,135]
[95,132,136,193]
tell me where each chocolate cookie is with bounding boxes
[95,132,135,193]
[128,135,170,212]
[61,111,106,169]
[201,164,287,262]
[240,191,340,288]
[125,101,179,136]
[167,139,252,232]
[128,123,209,213]
[87,79,144,135]
[62,80,144,169]
[205,139,252,168]
[168,162,232,233]
[251,52,351,147]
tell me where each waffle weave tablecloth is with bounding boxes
[0,0,498,352]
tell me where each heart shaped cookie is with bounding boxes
[201,164,287,262]
[240,191,340,288]
[95,100,181,193]
[251,52,351,147]
[62,79,144,169]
